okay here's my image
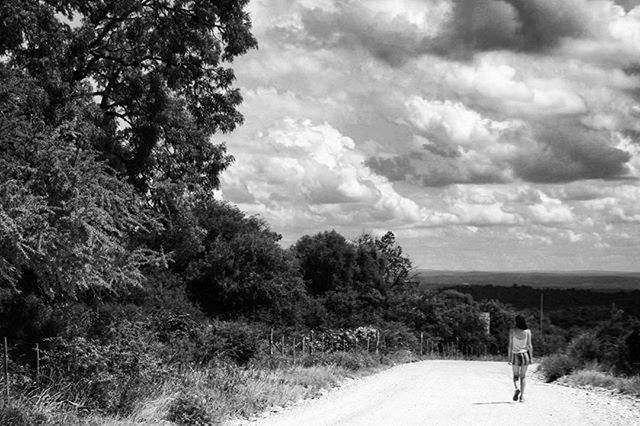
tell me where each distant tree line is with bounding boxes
[445,284,640,328]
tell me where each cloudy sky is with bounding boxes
[214,0,640,272]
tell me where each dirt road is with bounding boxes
[241,360,640,426]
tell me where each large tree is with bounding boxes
[0,0,257,298]
[1,0,257,194]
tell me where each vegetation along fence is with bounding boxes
[0,328,501,406]
[264,326,500,361]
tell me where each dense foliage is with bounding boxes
[1,0,256,194]
[0,67,161,299]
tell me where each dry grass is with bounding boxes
[28,352,393,425]
[4,349,422,425]
[560,369,640,397]
[108,363,359,425]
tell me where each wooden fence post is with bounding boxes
[292,337,296,364]
[310,331,315,354]
[375,330,380,355]
[281,335,285,356]
[4,337,9,405]
[366,336,370,352]
[35,343,40,384]
[302,337,306,355]
[269,329,274,357]
[420,332,423,356]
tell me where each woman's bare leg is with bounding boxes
[511,364,520,390]
[519,364,529,400]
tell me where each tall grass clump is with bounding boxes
[138,359,354,424]
[566,332,601,364]
[561,369,640,397]
[540,353,580,382]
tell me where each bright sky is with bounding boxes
[214,0,640,272]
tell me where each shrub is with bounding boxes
[620,328,640,375]
[540,353,580,382]
[566,369,619,389]
[209,321,262,365]
[42,321,168,415]
[166,393,213,426]
[379,322,418,352]
[567,332,601,364]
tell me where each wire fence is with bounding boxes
[263,328,502,361]
[0,329,504,406]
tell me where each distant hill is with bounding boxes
[415,270,640,291]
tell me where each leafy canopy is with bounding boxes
[0,67,161,298]
[1,0,257,193]
[0,0,257,298]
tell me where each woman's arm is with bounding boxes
[527,329,533,358]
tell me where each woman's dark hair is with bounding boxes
[515,315,528,330]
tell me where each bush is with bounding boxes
[379,322,418,352]
[540,353,580,382]
[203,321,262,365]
[166,393,213,426]
[42,320,168,415]
[567,332,601,364]
[620,328,640,375]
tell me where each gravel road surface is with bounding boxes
[239,360,640,426]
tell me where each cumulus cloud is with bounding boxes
[432,57,589,117]
[366,98,519,186]
[559,3,640,67]
[433,0,595,57]
[290,0,616,65]
[528,192,576,224]
[220,119,424,229]
[511,120,632,183]
[366,97,634,187]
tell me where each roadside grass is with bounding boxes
[100,351,397,425]
[2,350,406,425]
[558,369,640,397]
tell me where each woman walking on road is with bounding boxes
[508,315,533,402]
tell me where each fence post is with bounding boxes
[292,337,296,364]
[35,343,40,384]
[375,330,380,355]
[420,332,424,356]
[366,336,370,352]
[4,337,8,405]
[302,337,306,355]
[269,329,274,357]
[310,331,314,354]
[281,335,285,356]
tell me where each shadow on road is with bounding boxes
[471,402,514,405]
